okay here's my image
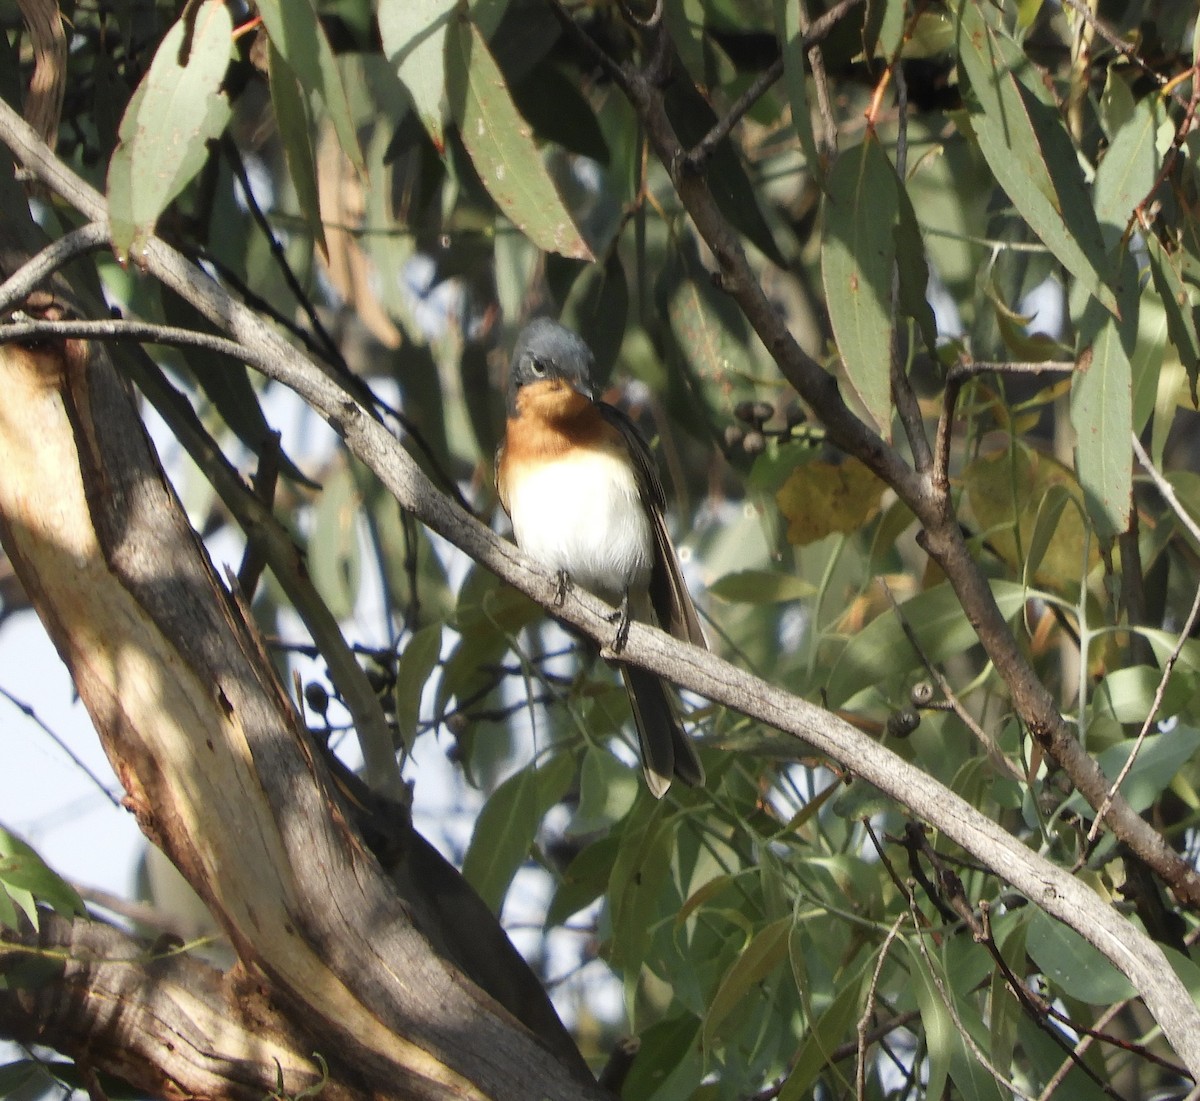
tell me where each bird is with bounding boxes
[495,317,706,798]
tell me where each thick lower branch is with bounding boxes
[0,913,344,1101]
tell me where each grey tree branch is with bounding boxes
[582,12,1200,911]
[0,95,1198,1075]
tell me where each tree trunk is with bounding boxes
[0,226,605,1101]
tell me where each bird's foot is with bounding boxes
[607,592,632,654]
[553,569,571,608]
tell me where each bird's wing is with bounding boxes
[597,403,707,649]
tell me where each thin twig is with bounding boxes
[220,137,346,371]
[946,359,1077,383]
[886,63,933,476]
[0,220,108,314]
[907,897,1039,1101]
[856,911,906,1099]
[1088,436,1200,843]
[0,315,252,357]
[0,683,121,807]
[681,0,865,170]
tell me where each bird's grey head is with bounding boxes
[508,319,596,410]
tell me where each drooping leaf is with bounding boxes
[1026,907,1136,1004]
[308,461,362,621]
[1145,232,1200,405]
[255,0,365,176]
[776,457,886,546]
[445,17,592,260]
[707,569,816,604]
[1071,255,1137,541]
[567,747,638,836]
[393,623,443,753]
[774,0,822,180]
[562,253,629,384]
[778,960,864,1100]
[903,938,1004,1101]
[894,171,939,356]
[1064,726,1200,819]
[1092,85,1163,243]
[962,445,1097,588]
[546,833,620,927]
[461,753,575,914]
[821,133,899,432]
[661,231,752,433]
[380,0,455,151]
[607,800,679,972]
[266,41,327,256]
[703,916,791,1047]
[107,1,233,261]
[956,1,1115,314]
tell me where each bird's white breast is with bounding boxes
[506,448,653,604]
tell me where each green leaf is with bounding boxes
[1025,907,1136,1004]
[1095,665,1194,726]
[956,2,1115,314]
[1071,257,1136,540]
[621,1015,703,1101]
[562,253,629,384]
[707,569,815,605]
[1145,233,1200,405]
[568,748,638,836]
[608,801,679,972]
[821,132,898,433]
[703,917,791,1047]
[825,580,1028,706]
[547,833,620,926]
[445,17,593,260]
[256,0,365,176]
[663,232,751,428]
[393,624,443,753]
[379,0,455,151]
[1064,726,1200,818]
[1092,85,1163,241]
[0,827,86,930]
[107,0,233,261]
[461,754,575,914]
[266,41,327,256]
[308,461,362,621]
[1022,483,1074,589]
[774,0,822,180]
[778,963,863,1100]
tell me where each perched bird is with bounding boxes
[495,318,706,797]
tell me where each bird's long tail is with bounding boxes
[621,665,705,798]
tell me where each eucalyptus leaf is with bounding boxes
[256,0,365,175]
[461,754,575,914]
[445,18,592,260]
[107,1,233,260]
[822,132,898,433]
[956,1,1115,314]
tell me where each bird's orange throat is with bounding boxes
[505,380,603,459]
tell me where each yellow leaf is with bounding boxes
[776,458,885,546]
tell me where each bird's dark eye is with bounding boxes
[527,355,547,377]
